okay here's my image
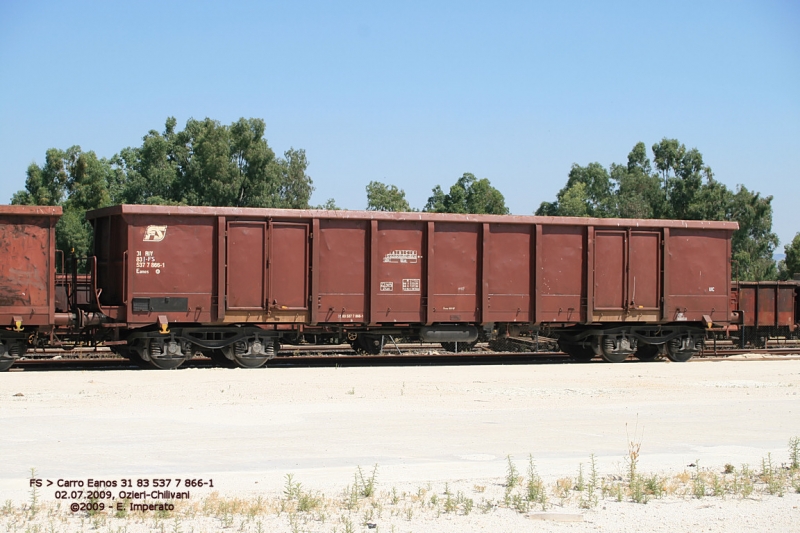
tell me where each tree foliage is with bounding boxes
[11,117,314,257]
[314,198,342,210]
[424,173,509,215]
[11,147,121,257]
[536,139,779,280]
[778,233,800,281]
[366,181,412,212]
[115,117,313,208]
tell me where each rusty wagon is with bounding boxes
[66,205,739,368]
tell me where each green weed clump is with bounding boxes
[789,437,800,471]
[505,455,520,489]
[578,455,599,509]
[526,454,547,510]
[356,464,379,498]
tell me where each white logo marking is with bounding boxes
[143,225,167,242]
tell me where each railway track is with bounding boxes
[7,342,800,371]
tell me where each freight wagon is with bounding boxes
[77,205,737,368]
[730,281,799,347]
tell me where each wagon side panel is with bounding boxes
[737,283,757,327]
[125,214,216,324]
[483,223,531,323]
[317,219,368,323]
[371,221,425,323]
[536,224,585,323]
[778,284,796,331]
[666,228,731,323]
[429,222,479,323]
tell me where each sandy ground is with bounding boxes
[2,358,800,531]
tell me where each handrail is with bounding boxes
[122,251,128,305]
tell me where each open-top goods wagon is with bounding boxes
[730,281,799,346]
[72,205,737,368]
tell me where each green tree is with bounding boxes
[651,138,711,220]
[12,147,80,206]
[729,186,778,280]
[114,117,313,208]
[611,142,667,219]
[536,163,614,217]
[555,182,590,217]
[536,139,779,280]
[11,146,118,257]
[115,117,181,205]
[424,173,509,214]
[366,181,411,211]
[778,233,800,281]
[314,198,341,210]
[276,148,313,208]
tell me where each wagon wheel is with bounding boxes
[666,336,699,362]
[635,344,661,362]
[440,341,478,353]
[558,340,595,362]
[230,339,275,369]
[597,335,634,364]
[147,340,187,370]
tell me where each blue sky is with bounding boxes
[1,1,798,246]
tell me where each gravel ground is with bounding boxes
[2,357,799,531]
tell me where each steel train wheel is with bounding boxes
[635,344,661,362]
[597,335,634,363]
[0,358,14,372]
[666,335,699,362]
[147,339,187,370]
[208,339,276,369]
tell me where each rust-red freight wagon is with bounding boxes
[730,281,799,346]
[84,205,738,368]
[0,205,61,370]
